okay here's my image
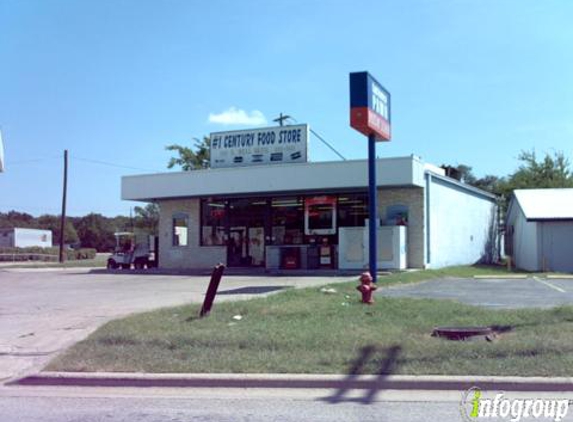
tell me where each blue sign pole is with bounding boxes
[368,134,377,283]
[350,71,391,283]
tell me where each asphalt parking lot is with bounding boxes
[378,276,573,309]
[0,267,352,382]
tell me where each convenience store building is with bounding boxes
[122,133,499,271]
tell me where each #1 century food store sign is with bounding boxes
[210,124,309,169]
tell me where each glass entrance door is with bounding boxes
[227,199,268,267]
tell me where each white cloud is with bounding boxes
[208,107,267,126]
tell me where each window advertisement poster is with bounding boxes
[210,124,308,169]
[304,196,337,235]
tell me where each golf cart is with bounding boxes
[107,232,157,270]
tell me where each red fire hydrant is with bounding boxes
[356,272,377,304]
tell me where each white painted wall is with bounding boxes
[338,226,407,270]
[427,176,497,268]
[507,207,539,272]
[506,191,573,273]
[338,227,366,269]
[157,199,226,269]
[122,156,426,201]
[10,228,52,248]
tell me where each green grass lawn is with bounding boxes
[46,265,573,376]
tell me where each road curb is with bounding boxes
[10,372,573,392]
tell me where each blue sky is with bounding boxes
[1,0,572,216]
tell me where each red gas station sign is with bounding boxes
[349,72,391,141]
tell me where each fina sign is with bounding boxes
[349,72,391,141]
[210,124,308,169]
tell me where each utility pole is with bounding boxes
[59,150,68,263]
[273,113,291,127]
[130,207,134,232]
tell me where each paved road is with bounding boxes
[2,384,573,422]
[0,385,494,422]
[378,277,573,309]
[0,267,352,381]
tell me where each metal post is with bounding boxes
[199,263,225,317]
[368,134,377,283]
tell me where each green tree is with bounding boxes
[75,213,116,252]
[37,214,79,245]
[491,150,573,212]
[110,215,132,233]
[455,164,478,185]
[451,150,573,214]
[472,174,505,194]
[0,211,36,229]
[166,136,210,171]
[507,150,573,190]
[442,164,504,196]
[133,203,159,234]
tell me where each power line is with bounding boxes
[71,156,161,173]
[3,149,162,172]
[278,115,346,161]
[309,128,346,161]
[5,154,161,172]
[8,156,61,165]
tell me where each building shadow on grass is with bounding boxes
[321,344,402,405]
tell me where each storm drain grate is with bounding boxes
[432,326,499,341]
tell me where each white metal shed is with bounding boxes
[506,189,573,272]
[0,228,53,248]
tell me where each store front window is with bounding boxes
[201,200,226,246]
[199,192,369,267]
[271,197,303,245]
[227,198,267,266]
[337,194,368,227]
[172,213,189,246]
[304,196,337,236]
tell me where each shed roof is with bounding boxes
[512,188,573,221]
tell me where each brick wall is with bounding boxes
[157,198,226,269]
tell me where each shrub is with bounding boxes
[0,246,97,261]
[74,248,97,260]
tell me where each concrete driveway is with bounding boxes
[0,267,352,382]
[378,276,573,309]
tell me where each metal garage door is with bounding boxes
[541,222,573,273]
